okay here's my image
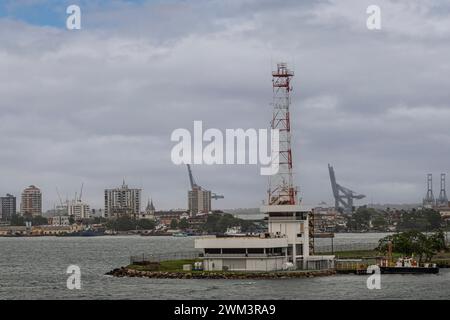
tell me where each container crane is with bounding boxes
[186,164,224,200]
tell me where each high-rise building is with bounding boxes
[104,180,141,219]
[0,194,16,221]
[20,185,42,216]
[68,200,90,220]
[188,187,211,216]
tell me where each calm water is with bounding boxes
[0,234,449,300]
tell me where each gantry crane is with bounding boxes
[328,164,365,214]
[186,164,224,200]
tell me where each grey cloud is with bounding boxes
[0,0,449,210]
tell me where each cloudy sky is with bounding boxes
[1,0,449,211]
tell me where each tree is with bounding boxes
[377,230,447,263]
[371,214,388,231]
[178,218,189,230]
[346,207,377,231]
[92,216,107,224]
[10,214,25,226]
[170,219,178,229]
[425,230,446,261]
[397,209,442,232]
[425,209,443,230]
[106,216,135,231]
[32,215,49,226]
[10,214,48,226]
[201,213,253,234]
[137,219,155,230]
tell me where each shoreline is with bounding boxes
[105,266,335,279]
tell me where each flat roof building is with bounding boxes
[20,185,42,216]
[195,205,334,271]
[188,187,211,216]
[0,194,16,221]
[104,180,141,219]
[195,235,289,272]
[68,200,90,221]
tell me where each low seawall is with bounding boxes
[106,267,335,279]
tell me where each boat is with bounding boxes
[223,226,247,237]
[377,241,439,274]
[379,257,439,274]
[59,229,105,237]
[172,232,188,237]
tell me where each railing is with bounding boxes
[267,216,306,221]
[204,253,284,258]
[130,251,201,264]
[297,259,335,271]
[314,242,379,254]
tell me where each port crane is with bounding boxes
[328,164,365,214]
[186,164,224,200]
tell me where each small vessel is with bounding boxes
[224,226,247,237]
[378,257,439,274]
[59,229,105,237]
[377,241,439,274]
[172,232,188,237]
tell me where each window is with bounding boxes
[205,248,220,254]
[273,247,282,254]
[222,248,246,254]
[247,248,264,254]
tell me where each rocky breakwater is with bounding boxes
[106,267,335,279]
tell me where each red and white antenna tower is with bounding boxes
[268,62,298,205]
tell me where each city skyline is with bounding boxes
[1,0,450,210]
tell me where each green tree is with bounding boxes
[425,209,443,230]
[137,219,155,230]
[397,209,442,232]
[377,230,446,263]
[371,214,388,231]
[346,207,377,231]
[170,219,178,229]
[32,215,49,226]
[425,230,446,261]
[92,216,107,224]
[10,214,25,226]
[106,216,136,231]
[178,218,189,230]
[201,213,251,234]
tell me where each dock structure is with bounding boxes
[335,259,369,274]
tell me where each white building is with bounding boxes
[261,205,310,265]
[104,180,141,219]
[195,235,288,272]
[195,205,334,271]
[68,200,90,220]
[49,215,70,226]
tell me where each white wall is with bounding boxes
[203,257,287,271]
